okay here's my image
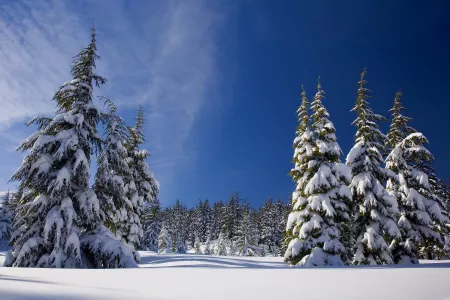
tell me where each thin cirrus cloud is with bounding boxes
[0,0,228,202]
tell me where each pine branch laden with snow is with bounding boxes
[346,69,400,265]
[285,79,351,267]
[124,106,159,251]
[80,226,138,268]
[386,133,448,263]
[5,29,135,269]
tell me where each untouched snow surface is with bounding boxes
[1,246,450,299]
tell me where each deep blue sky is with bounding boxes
[0,0,449,208]
[188,0,450,207]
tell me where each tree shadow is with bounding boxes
[0,290,99,300]
[139,254,450,270]
[0,274,134,292]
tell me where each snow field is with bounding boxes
[1,250,450,300]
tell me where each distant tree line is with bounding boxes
[151,193,291,256]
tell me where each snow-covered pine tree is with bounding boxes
[222,192,242,240]
[259,198,283,255]
[125,106,159,251]
[285,79,351,266]
[195,200,206,242]
[210,200,224,240]
[425,174,449,259]
[142,198,162,252]
[233,210,260,257]
[278,199,292,257]
[216,231,228,256]
[94,99,142,262]
[175,232,186,253]
[186,208,196,246]
[6,28,136,268]
[385,90,416,228]
[203,200,212,242]
[194,235,202,254]
[386,90,415,151]
[346,69,400,265]
[0,191,12,241]
[158,224,172,254]
[386,133,448,263]
[284,86,314,264]
[203,236,212,255]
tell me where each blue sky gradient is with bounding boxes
[0,0,449,207]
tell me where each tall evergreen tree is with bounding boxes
[203,236,212,255]
[233,211,260,256]
[6,28,136,268]
[94,99,141,262]
[346,69,400,265]
[284,86,314,263]
[259,198,283,254]
[285,79,351,266]
[0,192,12,241]
[216,231,228,256]
[386,90,415,151]
[222,192,242,240]
[211,200,224,240]
[158,224,172,254]
[194,235,202,254]
[195,200,206,241]
[386,133,448,263]
[142,198,162,252]
[124,106,159,251]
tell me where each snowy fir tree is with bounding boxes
[285,79,352,266]
[216,232,228,256]
[258,198,284,255]
[194,235,202,254]
[194,200,212,242]
[124,106,159,251]
[0,192,12,241]
[284,85,316,263]
[158,224,172,254]
[233,211,260,257]
[142,198,162,252]
[210,201,224,240]
[5,28,136,268]
[346,69,400,265]
[94,99,141,262]
[386,90,415,151]
[386,133,448,263]
[175,232,186,253]
[222,192,242,240]
[203,236,212,255]
[429,177,450,258]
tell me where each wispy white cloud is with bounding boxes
[0,0,88,129]
[0,0,228,202]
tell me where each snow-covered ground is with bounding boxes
[1,245,450,300]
